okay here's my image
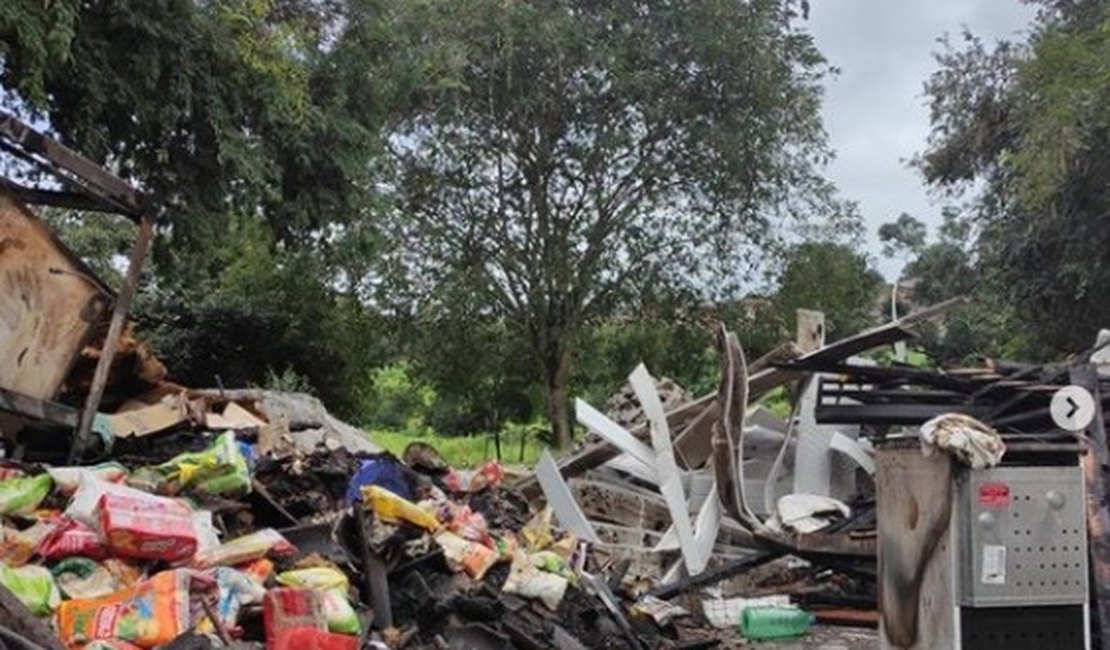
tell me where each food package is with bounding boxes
[38,516,108,560]
[0,564,60,616]
[0,518,59,565]
[273,627,359,650]
[151,432,252,496]
[502,555,568,610]
[192,528,296,569]
[443,460,504,493]
[47,464,128,496]
[277,568,360,635]
[361,485,439,531]
[197,567,266,634]
[83,641,145,650]
[446,505,490,544]
[531,550,576,584]
[54,569,215,649]
[97,492,197,561]
[239,558,274,584]
[520,507,554,552]
[51,558,125,600]
[263,587,327,648]
[0,474,52,516]
[434,530,498,581]
[67,476,159,528]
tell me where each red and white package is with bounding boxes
[97,493,197,562]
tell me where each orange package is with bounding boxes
[54,569,215,649]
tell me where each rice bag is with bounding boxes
[0,564,59,616]
[0,474,52,515]
[98,492,197,561]
[67,476,159,528]
[38,516,108,560]
[54,569,215,649]
[191,528,296,569]
[277,568,359,635]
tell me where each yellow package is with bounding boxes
[521,507,554,552]
[361,486,439,531]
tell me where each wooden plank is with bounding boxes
[571,478,673,532]
[1072,363,1110,650]
[0,386,79,427]
[0,189,110,400]
[795,309,826,353]
[72,216,153,462]
[876,443,954,650]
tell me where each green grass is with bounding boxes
[371,427,549,468]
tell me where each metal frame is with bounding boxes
[0,110,153,462]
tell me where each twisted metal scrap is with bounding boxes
[711,324,758,529]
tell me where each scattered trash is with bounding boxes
[740,606,815,641]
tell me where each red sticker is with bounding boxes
[979,483,1011,509]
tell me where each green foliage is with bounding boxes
[372,426,549,468]
[772,242,883,341]
[0,0,80,104]
[39,209,133,290]
[920,3,1110,358]
[378,0,849,445]
[354,362,435,431]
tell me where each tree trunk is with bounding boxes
[542,349,573,449]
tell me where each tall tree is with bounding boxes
[379,0,851,446]
[773,242,883,341]
[920,1,1110,356]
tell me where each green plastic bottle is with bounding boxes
[740,606,815,640]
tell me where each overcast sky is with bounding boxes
[807,0,1036,279]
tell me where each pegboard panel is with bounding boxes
[958,465,1088,606]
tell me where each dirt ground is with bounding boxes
[716,624,878,649]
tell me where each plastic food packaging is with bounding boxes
[67,476,161,528]
[152,432,252,496]
[47,463,128,496]
[435,530,498,581]
[531,550,576,584]
[38,516,108,560]
[263,587,327,648]
[239,558,275,584]
[51,558,125,600]
[55,569,216,649]
[740,606,814,640]
[502,555,567,610]
[277,568,360,635]
[197,567,266,634]
[0,564,60,616]
[83,641,145,650]
[361,485,439,531]
[192,528,296,569]
[443,460,504,493]
[0,474,52,515]
[97,492,197,561]
[0,518,59,565]
[447,505,490,544]
[273,627,359,650]
[520,507,554,552]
